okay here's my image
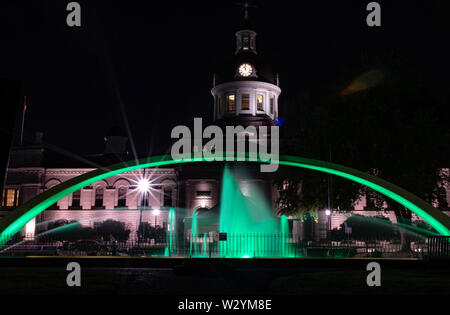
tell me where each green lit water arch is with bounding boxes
[1,154,450,246]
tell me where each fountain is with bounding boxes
[186,165,293,258]
[166,208,176,256]
[189,210,198,257]
[219,165,283,258]
[202,233,208,257]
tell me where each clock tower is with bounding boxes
[211,11,281,129]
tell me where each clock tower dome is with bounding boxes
[211,9,281,128]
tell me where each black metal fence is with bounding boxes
[426,236,450,260]
[0,233,437,259]
[184,234,428,258]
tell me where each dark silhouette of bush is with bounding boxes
[330,215,399,241]
[43,221,97,242]
[137,222,166,243]
[95,219,130,242]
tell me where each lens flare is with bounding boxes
[340,70,384,96]
[137,178,150,193]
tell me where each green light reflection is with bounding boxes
[1,154,449,247]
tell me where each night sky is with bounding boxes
[1,0,449,157]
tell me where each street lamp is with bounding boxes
[325,209,332,239]
[138,178,150,193]
[153,208,160,227]
[137,177,150,245]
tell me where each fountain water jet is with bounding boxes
[219,165,281,258]
[167,208,176,256]
[189,210,198,257]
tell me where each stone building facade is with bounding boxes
[1,14,449,243]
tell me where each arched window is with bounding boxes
[243,35,250,50]
[257,94,264,111]
[163,188,173,207]
[227,95,235,112]
[140,191,149,207]
[118,187,127,207]
[95,188,104,207]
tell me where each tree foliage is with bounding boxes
[95,219,131,242]
[276,52,450,222]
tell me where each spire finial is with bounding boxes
[237,0,257,21]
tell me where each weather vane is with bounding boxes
[236,0,257,21]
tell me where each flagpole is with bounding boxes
[20,96,26,146]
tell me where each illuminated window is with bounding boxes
[270,98,274,114]
[2,188,19,207]
[72,190,81,207]
[95,188,104,207]
[227,95,235,112]
[241,94,250,110]
[118,187,127,207]
[257,94,264,111]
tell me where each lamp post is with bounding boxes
[325,209,331,239]
[153,209,160,227]
[153,209,160,244]
[137,176,150,244]
[327,145,333,240]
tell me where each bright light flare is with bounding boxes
[153,209,160,216]
[138,178,151,193]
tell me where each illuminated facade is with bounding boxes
[1,15,449,242]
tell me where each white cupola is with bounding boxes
[211,11,281,126]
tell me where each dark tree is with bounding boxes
[45,221,97,242]
[137,222,166,243]
[277,52,450,250]
[95,220,131,242]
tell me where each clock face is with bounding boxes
[238,63,253,77]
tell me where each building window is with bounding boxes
[218,97,224,116]
[241,94,250,110]
[270,98,274,114]
[140,193,149,207]
[72,190,81,208]
[243,35,250,50]
[95,188,104,207]
[1,188,19,207]
[227,95,235,112]
[118,187,127,207]
[163,188,173,207]
[196,191,211,197]
[257,94,264,111]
